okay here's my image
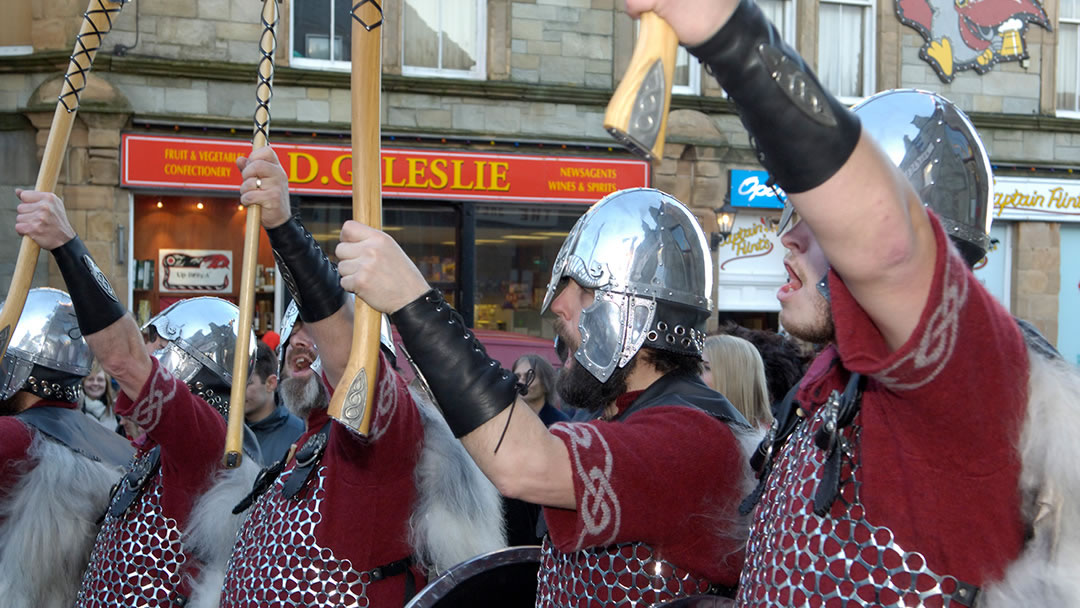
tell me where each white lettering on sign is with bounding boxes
[737,175,786,204]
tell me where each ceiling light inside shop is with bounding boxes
[196,202,205,210]
[156,201,163,208]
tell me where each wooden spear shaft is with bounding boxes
[0,0,128,359]
[326,1,384,436]
[224,0,279,468]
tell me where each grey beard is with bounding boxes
[279,374,328,420]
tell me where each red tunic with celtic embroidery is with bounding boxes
[220,354,425,607]
[113,357,227,529]
[541,399,747,605]
[737,213,1028,605]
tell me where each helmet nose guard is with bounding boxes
[542,188,713,383]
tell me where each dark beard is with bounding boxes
[556,355,636,414]
[279,374,328,420]
[782,298,836,345]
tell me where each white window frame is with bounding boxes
[1056,10,1080,117]
[672,47,702,96]
[401,0,487,81]
[818,0,875,105]
[289,1,351,72]
[0,46,33,56]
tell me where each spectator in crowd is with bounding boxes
[80,359,117,431]
[512,354,568,426]
[503,354,570,546]
[244,340,303,464]
[721,322,812,406]
[701,334,772,429]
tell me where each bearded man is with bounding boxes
[330,185,763,606]
[621,0,1080,605]
[220,148,506,608]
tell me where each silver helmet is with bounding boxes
[853,89,993,267]
[0,287,92,402]
[276,297,395,376]
[542,188,713,382]
[144,297,254,400]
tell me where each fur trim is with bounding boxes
[0,436,125,608]
[182,457,260,608]
[980,349,1080,607]
[714,424,765,558]
[408,385,507,575]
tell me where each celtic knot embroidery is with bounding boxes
[552,422,622,548]
[131,363,178,433]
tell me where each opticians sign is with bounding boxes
[121,134,650,204]
[993,176,1080,222]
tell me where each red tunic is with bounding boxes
[0,401,78,523]
[541,392,748,605]
[113,357,227,529]
[220,355,426,607]
[738,212,1028,605]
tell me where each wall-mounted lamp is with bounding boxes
[710,203,737,250]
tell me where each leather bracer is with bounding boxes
[391,289,519,437]
[51,235,126,335]
[265,216,346,323]
[688,0,861,193]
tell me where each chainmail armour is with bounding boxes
[737,395,976,607]
[221,465,390,607]
[536,537,713,607]
[76,453,187,607]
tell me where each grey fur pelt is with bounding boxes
[183,456,260,608]
[716,423,766,558]
[980,348,1080,607]
[0,435,125,608]
[409,385,507,575]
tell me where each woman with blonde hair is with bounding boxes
[701,334,773,429]
[80,358,117,430]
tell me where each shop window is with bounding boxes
[818,0,874,102]
[402,0,486,80]
[1057,0,1080,115]
[298,199,461,307]
[689,0,794,96]
[291,0,353,70]
[473,204,586,339]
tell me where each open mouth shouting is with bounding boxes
[778,260,805,302]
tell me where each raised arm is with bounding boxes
[237,147,354,385]
[15,190,154,398]
[627,0,934,349]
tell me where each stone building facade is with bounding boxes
[0,0,1077,360]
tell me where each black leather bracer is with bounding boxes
[52,236,126,335]
[688,0,861,193]
[265,216,346,323]
[391,289,519,438]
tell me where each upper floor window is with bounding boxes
[1057,0,1080,115]
[291,0,352,70]
[673,48,702,95]
[700,0,796,97]
[818,0,875,102]
[402,0,486,79]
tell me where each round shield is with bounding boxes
[405,546,540,608]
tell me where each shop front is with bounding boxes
[120,134,650,340]
[992,176,1080,364]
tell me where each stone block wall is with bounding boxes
[1013,221,1061,344]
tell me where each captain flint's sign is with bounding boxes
[993,176,1080,223]
[121,134,650,203]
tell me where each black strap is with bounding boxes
[105,446,161,520]
[282,422,332,500]
[51,235,127,335]
[232,454,289,514]
[390,289,520,438]
[740,382,805,515]
[17,405,133,467]
[811,373,864,516]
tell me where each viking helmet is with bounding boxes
[541,188,713,383]
[853,89,993,267]
[0,287,92,402]
[144,297,254,413]
[276,298,395,376]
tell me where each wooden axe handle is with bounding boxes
[603,11,679,163]
[327,2,384,436]
[224,0,278,468]
[0,0,127,360]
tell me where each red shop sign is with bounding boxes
[121,134,650,203]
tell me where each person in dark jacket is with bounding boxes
[244,341,303,465]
